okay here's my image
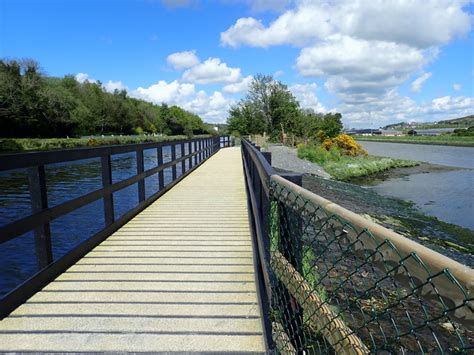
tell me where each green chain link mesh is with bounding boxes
[268,179,473,354]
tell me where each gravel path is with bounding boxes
[265,144,331,179]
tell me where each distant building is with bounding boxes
[380,130,403,136]
[344,129,382,136]
[408,128,458,136]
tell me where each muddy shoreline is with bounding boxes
[349,161,461,186]
[273,165,474,267]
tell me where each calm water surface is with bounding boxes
[358,141,474,231]
[0,146,189,296]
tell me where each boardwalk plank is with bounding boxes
[0,147,266,353]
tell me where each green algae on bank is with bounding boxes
[300,173,473,267]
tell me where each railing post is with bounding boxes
[277,172,304,351]
[171,143,177,181]
[100,155,115,226]
[261,151,272,246]
[157,146,164,191]
[136,148,145,202]
[28,165,53,270]
[188,141,193,169]
[181,142,186,174]
[200,139,204,161]
[194,141,198,166]
[262,151,272,166]
[198,139,201,162]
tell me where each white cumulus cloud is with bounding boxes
[453,83,462,91]
[411,72,432,93]
[182,57,241,84]
[222,75,253,94]
[297,35,425,106]
[167,50,200,70]
[131,80,233,123]
[75,72,97,84]
[289,83,325,113]
[221,1,471,49]
[103,80,128,93]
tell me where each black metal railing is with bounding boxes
[241,138,473,354]
[0,135,231,318]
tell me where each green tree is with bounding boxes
[321,113,343,138]
[226,74,300,140]
[0,57,220,138]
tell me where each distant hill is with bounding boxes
[439,115,474,126]
[382,115,473,130]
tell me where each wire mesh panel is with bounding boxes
[268,178,473,354]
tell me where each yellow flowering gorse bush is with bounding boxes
[323,134,368,156]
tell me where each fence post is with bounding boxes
[136,148,145,202]
[199,139,203,162]
[181,142,186,175]
[157,146,164,191]
[171,143,177,181]
[28,165,53,270]
[262,152,272,166]
[100,155,115,228]
[194,141,198,166]
[261,151,272,249]
[277,172,304,352]
[188,141,193,169]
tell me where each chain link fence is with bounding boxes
[268,176,473,354]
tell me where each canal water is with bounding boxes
[358,141,474,231]
[0,146,186,297]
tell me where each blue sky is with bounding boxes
[1,0,473,127]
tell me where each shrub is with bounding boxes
[333,134,367,156]
[87,138,99,146]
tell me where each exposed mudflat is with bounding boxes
[349,161,461,186]
[272,164,473,267]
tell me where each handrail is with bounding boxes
[0,135,231,319]
[240,137,473,353]
[271,174,474,324]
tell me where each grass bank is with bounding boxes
[297,144,418,181]
[354,135,474,147]
[0,135,213,153]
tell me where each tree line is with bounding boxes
[227,74,343,141]
[0,59,210,138]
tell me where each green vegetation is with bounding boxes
[227,74,343,141]
[0,135,211,153]
[383,115,474,130]
[297,141,418,181]
[354,134,474,147]
[0,59,211,138]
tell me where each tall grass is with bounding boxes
[354,135,474,147]
[297,143,418,181]
[0,135,213,153]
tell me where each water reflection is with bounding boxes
[0,145,175,296]
[359,141,474,230]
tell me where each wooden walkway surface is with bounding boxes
[0,147,266,353]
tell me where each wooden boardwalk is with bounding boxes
[0,147,266,353]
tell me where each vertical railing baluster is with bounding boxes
[199,139,203,162]
[194,140,198,166]
[157,146,164,191]
[181,142,186,174]
[136,148,145,202]
[101,155,115,227]
[28,165,53,270]
[171,143,177,181]
[188,141,193,169]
